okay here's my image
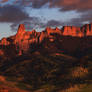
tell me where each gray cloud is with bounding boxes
[1,0,92,12]
[41,20,63,28]
[0,5,45,32]
[50,0,92,12]
[45,20,62,27]
[0,5,29,23]
[66,10,92,27]
[0,0,91,11]
[13,0,92,12]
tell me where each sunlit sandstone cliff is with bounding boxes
[0,23,92,55]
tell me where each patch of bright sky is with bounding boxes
[0,23,16,39]
[26,7,81,23]
[82,21,90,25]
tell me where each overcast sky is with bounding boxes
[0,0,92,39]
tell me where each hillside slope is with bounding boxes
[0,24,92,92]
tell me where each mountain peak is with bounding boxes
[14,24,26,43]
[55,27,60,30]
[17,24,25,35]
[15,24,26,39]
[1,23,92,56]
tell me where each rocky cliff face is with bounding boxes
[62,26,83,37]
[62,24,92,37]
[82,24,92,36]
[0,23,92,56]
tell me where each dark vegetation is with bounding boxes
[0,34,92,92]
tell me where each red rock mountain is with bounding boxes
[0,24,92,92]
[0,23,92,56]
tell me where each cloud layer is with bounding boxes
[1,0,92,12]
[0,5,29,22]
[0,5,45,31]
[0,0,92,31]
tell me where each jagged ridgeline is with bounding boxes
[0,24,92,92]
[0,24,92,57]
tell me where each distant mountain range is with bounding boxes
[0,23,92,57]
[0,24,92,92]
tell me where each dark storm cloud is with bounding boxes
[1,0,92,12]
[30,0,49,8]
[13,0,92,12]
[0,0,49,8]
[13,0,49,8]
[0,5,30,31]
[0,5,44,31]
[49,0,92,12]
[0,5,29,22]
[80,11,92,22]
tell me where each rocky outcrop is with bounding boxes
[14,24,40,54]
[15,24,26,42]
[82,24,92,36]
[0,38,10,46]
[1,23,92,55]
[61,24,92,37]
[62,26,83,37]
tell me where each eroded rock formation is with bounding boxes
[0,23,92,56]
